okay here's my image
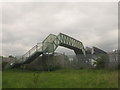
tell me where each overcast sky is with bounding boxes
[1,2,118,56]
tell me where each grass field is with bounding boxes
[2,69,118,88]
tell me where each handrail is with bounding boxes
[18,33,85,63]
[20,43,43,62]
[6,33,86,69]
[17,40,54,63]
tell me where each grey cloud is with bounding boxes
[2,2,118,56]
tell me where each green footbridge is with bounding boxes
[5,33,87,69]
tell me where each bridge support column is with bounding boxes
[74,49,83,55]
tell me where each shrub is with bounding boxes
[2,62,8,70]
[96,55,106,69]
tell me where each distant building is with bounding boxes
[85,46,108,67]
[86,46,107,55]
[92,47,107,55]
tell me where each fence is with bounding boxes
[4,52,119,70]
[20,53,119,70]
[107,53,119,69]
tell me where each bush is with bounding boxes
[96,55,106,69]
[2,62,8,70]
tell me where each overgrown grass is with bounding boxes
[2,69,118,88]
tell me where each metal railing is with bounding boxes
[20,43,43,63]
[16,42,54,64]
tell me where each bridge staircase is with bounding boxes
[5,33,92,69]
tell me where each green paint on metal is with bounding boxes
[41,33,86,55]
[6,33,86,69]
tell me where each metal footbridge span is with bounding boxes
[5,33,86,69]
